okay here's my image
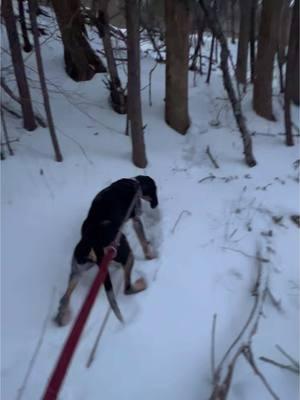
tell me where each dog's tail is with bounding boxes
[103,273,124,323]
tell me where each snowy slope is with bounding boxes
[1,17,300,400]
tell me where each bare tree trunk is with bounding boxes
[249,0,257,83]
[236,0,252,85]
[18,0,33,52]
[2,0,37,131]
[206,34,215,84]
[190,17,205,71]
[277,1,291,93]
[125,0,147,168]
[51,0,106,81]
[230,0,236,44]
[165,0,190,135]
[199,0,257,167]
[285,0,299,146]
[94,0,127,114]
[1,107,14,156]
[28,0,63,161]
[253,0,283,120]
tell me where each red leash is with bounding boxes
[42,246,117,400]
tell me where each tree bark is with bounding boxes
[94,0,127,114]
[277,1,291,93]
[18,0,33,52]
[236,0,252,85]
[165,0,190,135]
[285,0,299,146]
[28,0,63,161]
[230,0,236,44]
[249,0,257,83]
[2,0,37,131]
[253,0,283,120]
[125,0,147,168]
[199,0,257,167]
[51,0,106,81]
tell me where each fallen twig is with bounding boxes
[211,314,217,383]
[86,277,123,368]
[206,145,219,169]
[16,287,56,400]
[266,287,283,312]
[243,346,280,400]
[276,345,300,369]
[221,246,270,263]
[198,174,216,183]
[171,210,191,234]
[209,247,277,400]
[259,356,299,375]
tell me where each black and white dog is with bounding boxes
[55,176,159,326]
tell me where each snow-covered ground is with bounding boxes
[1,15,300,400]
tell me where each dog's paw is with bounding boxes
[144,244,157,260]
[54,307,71,327]
[125,278,147,295]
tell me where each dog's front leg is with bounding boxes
[123,252,147,294]
[132,217,156,259]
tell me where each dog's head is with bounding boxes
[135,175,158,209]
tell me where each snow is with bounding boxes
[1,15,300,400]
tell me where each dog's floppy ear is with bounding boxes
[135,176,158,208]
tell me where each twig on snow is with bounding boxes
[209,247,278,400]
[259,356,299,375]
[276,345,300,369]
[266,287,283,312]
[206,145,219,169]
[242,346,280,400]
[16,287,56,400]
[86,277,123,368]
[221,246,270,263]
[171,210,191,234]
[211,313,217,383]
[198,174,216,183]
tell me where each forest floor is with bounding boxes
[1,12,300,400]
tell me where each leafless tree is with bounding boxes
[230,0,237,44]
[165,0,190,135]
[2,0,37,131]
[91,0,127,114]
[17,0,32,52]
[51,0,106,81]
[236,0,252,85]
[249,0,257,83]
[253,0,283,120]
[285,0,299,146]
[198,0,257,167]
[125,0,147,168]
[28,0,63,162]
[277,1,292,93]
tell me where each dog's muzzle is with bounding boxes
[150,196,158,209]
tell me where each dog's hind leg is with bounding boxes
[55,257,94,326]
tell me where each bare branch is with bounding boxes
[243,346,280,400]
[259,356,299,375]
[171,210,191,234]
[206,145,220,169]
[276,345,300,369]
[221,246,270,263]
